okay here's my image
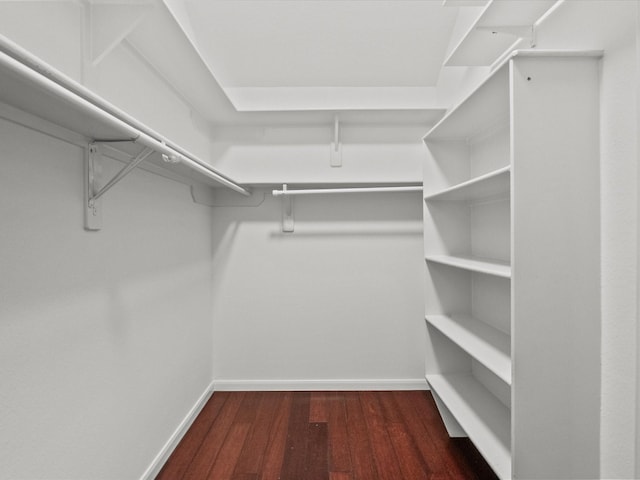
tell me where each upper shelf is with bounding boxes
[0,34,249,195]
[424,59,509,141]
[426,50,604,142]
[424,166,510,202]
[444,0,559,66]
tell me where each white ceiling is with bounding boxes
[176,0,459,89]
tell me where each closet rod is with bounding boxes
[0,34,250,197]
[272,185,423,196]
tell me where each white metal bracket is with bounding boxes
[281,184,294,233]
[84,144,103,231]
[430,388,466,437]
[330,115,342,167]
[84,141,153,231]
[84,0,153,67]
[477,25,537,48]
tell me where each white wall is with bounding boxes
[529,2,639,477]
[208,124,428,389]
[210,124,427,185]
[210,190,426,389]
[0,119,214,479]
[0,2,217,479]
[636,5,640,478]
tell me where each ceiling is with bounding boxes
[167,0,459,89]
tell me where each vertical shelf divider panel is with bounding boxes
[510,53,601,479]
[423,50,602,480]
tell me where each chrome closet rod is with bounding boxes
[272,185,423,196]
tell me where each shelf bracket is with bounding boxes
[477,24,537,48]
[281,184,294,233]
[430,389,466,438]
[85,1,153,67]
[84,142,153,231]
[330,115,342,167]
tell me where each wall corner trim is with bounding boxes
[139,381,215,480]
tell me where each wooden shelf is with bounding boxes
[424,166,510,202]
[425,254,511,278]
[444,0,558,66]
[426,314,511,385]
[427,374,511,479]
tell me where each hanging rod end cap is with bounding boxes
[162,153,180,164]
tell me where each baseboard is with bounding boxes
[139,381,215,480]
[213,378,429,391]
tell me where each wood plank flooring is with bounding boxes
[156,391,498,480]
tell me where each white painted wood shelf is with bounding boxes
[424,166,510,202]
[444,0,558,66]
[0,36,248,194]
[426,314,511,385]
[425,65,509,141]
[425,254,511,279]
[423,52,602,479]
[426,374,511,479]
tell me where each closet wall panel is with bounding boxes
[210,190,426,389]
[0,4,218,479]
[0,118,214,479]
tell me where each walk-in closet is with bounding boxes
[1,1,639,479]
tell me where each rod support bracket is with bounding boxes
[330,115,342,167]
[84,140,153,231]
[84,143,103,231]
[281,184,294,233]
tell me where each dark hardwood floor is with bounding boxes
[156,391,498,480]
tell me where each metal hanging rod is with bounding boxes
[272,184,423,197]
[0,34,250,197]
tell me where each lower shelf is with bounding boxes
[426,314,511,385]
[425,254,511,278]
[426,373,511,479]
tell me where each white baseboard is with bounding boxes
[213,378,429,391]
[139,381,215,480]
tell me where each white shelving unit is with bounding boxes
[444,0,558,66]
[423,51,602,479]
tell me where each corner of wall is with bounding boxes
[636,4,640,477]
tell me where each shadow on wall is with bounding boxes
[209,188,424,285]
[210,189,424,240]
